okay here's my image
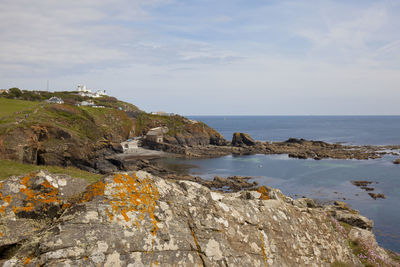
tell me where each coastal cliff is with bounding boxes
[1,170,399,266]
[0,94,226,173]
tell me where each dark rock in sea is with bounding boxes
[231,132,256,146]
[203,175,258,192]
[360,186,374,191]
[368,193,386,200]
[393,158,400,164]
[351,181,373,187]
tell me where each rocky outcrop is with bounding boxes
[325,201,374,230]
[169,135,398,160]
[135,113,227,147]
[1,171,399,266]
[393,158,400,164]
[231,132,256,146]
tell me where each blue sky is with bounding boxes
[1,0,399,115]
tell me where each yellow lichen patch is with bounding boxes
[0,232,3,237]
[107,173,159,235]
[79,181,105,203]
[259,230,268,267]
[257,186,270,200]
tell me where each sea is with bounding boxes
[163,116,400,253]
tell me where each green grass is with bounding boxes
[135,112,186,136]
[0,98,39,118]
[0,159,102,183]
[339,222,353,234]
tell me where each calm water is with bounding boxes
[188,116,400,145]
[171,116,400,252]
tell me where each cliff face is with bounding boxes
[0,103,133,172]
[1,171,397,266]
[0,97,227,172]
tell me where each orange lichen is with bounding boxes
[1,174,65,216]
[0,193,12,214]
[0,232,3,237]
[10,175,60,214]
[79,181,105,203]
[62,203,71,209]
[0,182,13,214]
[257,186,270,200]
[23,257,31,265]
[107,173,159,235]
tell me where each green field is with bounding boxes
[0,159,102,183]
[0,98,39,118]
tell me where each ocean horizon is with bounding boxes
[188,115,400,146]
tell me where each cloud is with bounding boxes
[0,0,171,77]
[1,0,400,114]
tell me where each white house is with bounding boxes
[46,97,64,104]
[150,111,174,116]
[78,101,94,106]
[77,84,91,93]
[121,139,139,153]
[94,90,107,97]
[76,85,107,98]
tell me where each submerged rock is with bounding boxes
[0,171,398,266]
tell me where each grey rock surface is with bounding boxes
[0,171,397,266]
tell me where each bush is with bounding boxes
[8,87,22,98]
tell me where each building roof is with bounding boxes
[146,127,169,136]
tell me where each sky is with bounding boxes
[0,0,399,115]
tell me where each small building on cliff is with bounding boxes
[121,139,139,152]
[145,127,168,143]
[46,96,64,104]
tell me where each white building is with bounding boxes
[150,111,175,116]
[145,127,169,143]
[76,85,107,98]
[121,139,139,153]
[77,84,91,93]
[46,97,64,104]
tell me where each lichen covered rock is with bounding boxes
[1,171,398,266]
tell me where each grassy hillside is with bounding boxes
[1,88,140,112]
[0,98,40,118]
[0,159,102,182]
[0,96,134,141]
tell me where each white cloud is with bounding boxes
[1,0,400,115]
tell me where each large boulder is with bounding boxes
[0,171,370,266]
[232,132,256,146]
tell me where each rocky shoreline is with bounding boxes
[1,170,399,266]
[143,134,400,161]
